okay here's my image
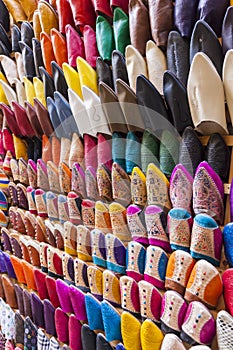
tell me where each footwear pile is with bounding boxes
[0,0,232,349]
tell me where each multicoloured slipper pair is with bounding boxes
[166,251,222,308]
[161,293,216,346]
[168,209,222,266]
[91,231,126,274]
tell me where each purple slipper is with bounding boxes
[193,161,224,225]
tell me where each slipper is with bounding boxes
[138,280,162,323]
[160,290,188,335]
[185,259,222,309]
[165,250,195,295]
[145,205,171,252]
[180,301,216,346]
[167,31,190,86]
[120,276,140,315]
[126,241,146,282]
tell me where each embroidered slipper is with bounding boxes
[222,269,233,316]
[95,201,112,234]
[81,324,96,350]
[46,192,59,222]
[167,208,193,252]
[62,252,75,285]
[15,208,27,234]
[144,246,168,290]
[193,161,224,225]
[105,233,126,274]
[44,299,56,336]
[97,164,113,202]
[161,334,186,350]
[71,162,87,198]
[10,231,23,258]
[85,166,100,201]
[111,162,131,206]
[190,214,222,267]
[91,229,107,268]
[35,216,47,242]
[56,279,74,313]
[121,312,141,350]
[217,310,233,350]
[126,241,146,282]
[59,161,71,195]
[165,250,195,295]
[126,204,148,244]
[10,159,19,183]
[47,161,61,193]
[17,183,28,210]
[27,159,38,188]
[35,188,48,218]
[1,227,12,253]
[74,258,89,292]
[145,205,171,252]
[64,221,77,256]
[60,137,71,165]
[37,158,50,191]
[85,293,104,332]
[103,269,121,306]
[68,315,82,350]
[120,276,140,315]
[109,202,131,243]
[39,243,49,272]
[185,259,222,309]
[54,223,65,250]
[8,182,19,206]
[18,157,29,185]
[69,285,87,322]
[69,133,84,169]
[58,194,69,224]
[138,280,162,323]
[87,265,103,300]
[47,246,63,279]
[101,300,122,343]
[97,134,112,172]
[19,235,31,263]
[180,301,216,346]
[170,164,193,213]
[141,319,164,350]
[27,186,37,215]
[160,290,188,335]
[77,225,92,261]
[131,166,147,207]
[67,191,82,225]
[55,308,69,343]
[146,163,171,211]
[27,239,41,267]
